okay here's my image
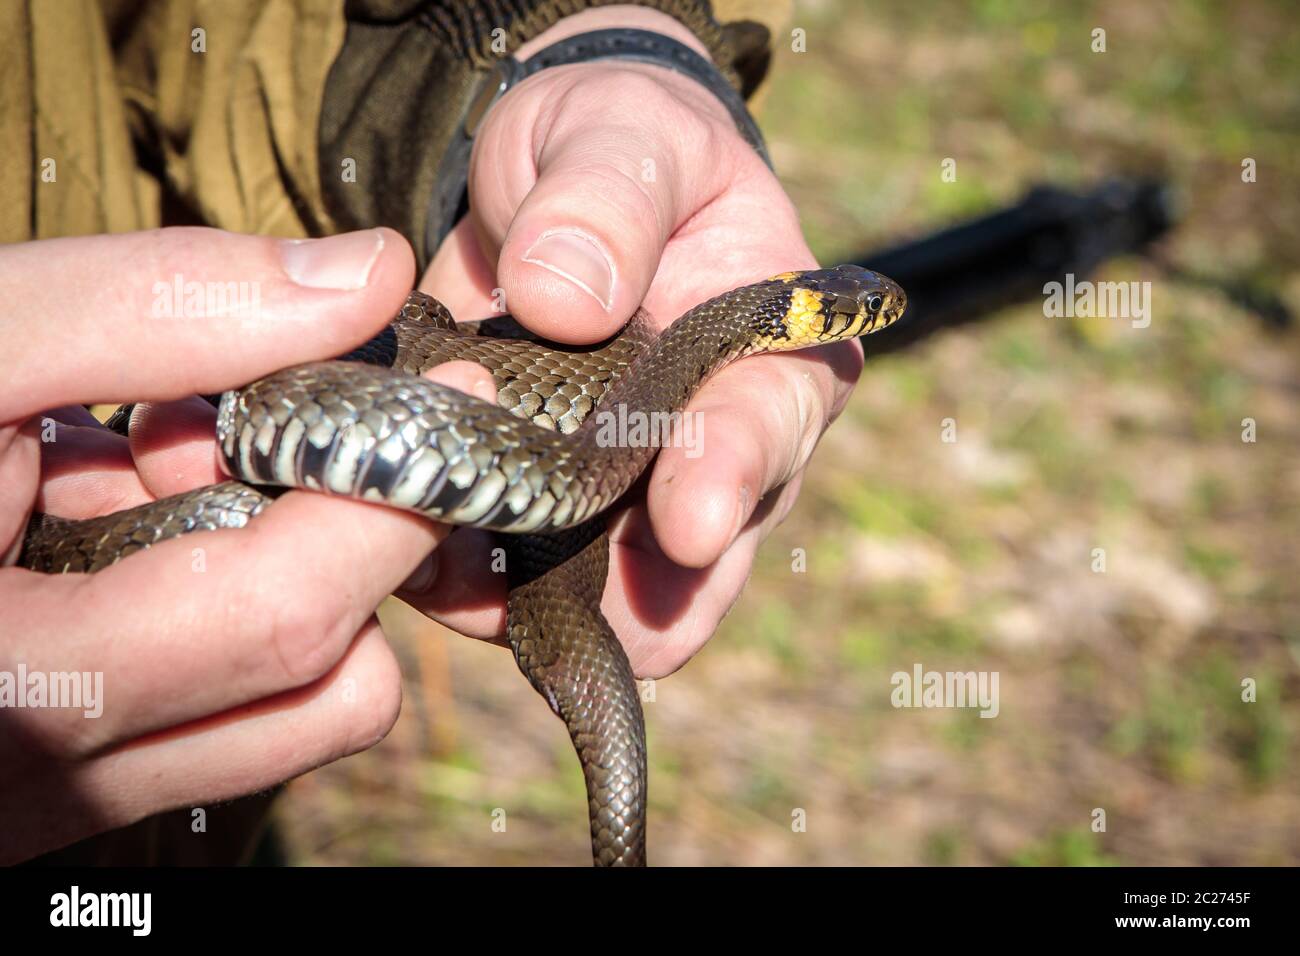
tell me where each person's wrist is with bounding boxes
[513,58,735,136]
[510,6,742,141]
[505,12,769,171]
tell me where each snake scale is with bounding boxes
[20,265,906,865]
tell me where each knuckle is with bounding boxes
[585,160,662,219]
[120,226,225,317]
[27,713,105,761]
[259,586,354,687]
[132,225,215,278]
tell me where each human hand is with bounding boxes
[0,226,490,862]
[405,8,865,677]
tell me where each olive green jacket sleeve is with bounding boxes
[2,0,789,264]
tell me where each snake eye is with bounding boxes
[866,294,884,314]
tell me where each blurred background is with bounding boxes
[274,0,1300,865]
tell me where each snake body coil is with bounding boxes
[21,265,905,865]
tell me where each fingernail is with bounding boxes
[279,230,385,290]
[399,553,439,594]
[522,230,614,310]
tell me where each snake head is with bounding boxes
[758,264,907,347]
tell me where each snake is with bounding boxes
[19,264,906,866]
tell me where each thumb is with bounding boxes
[467,67,731,342]
[0,227,415,424]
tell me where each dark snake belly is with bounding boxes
[20,266,905,865]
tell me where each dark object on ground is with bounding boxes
[856,178,1177,353]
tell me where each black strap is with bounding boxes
[425,27,772,256]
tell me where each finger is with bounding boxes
[125,359,498,502]
[421,359,498,404]
[1,489,440,755]
[394,504,753,671]
[469,64,738,342]
[395,528,508,641]
[397,475,805,667]
[0,618,401,865]
[601,502,774,679]
[28,422,145,517]
[391,362,500,608]
[128,396,228,498]
[0,424,38,566]
[4,358,501,751]
[419,216,500,320]
[393,347,647,644]
[395,467,805,672]
[647,340,864,568]
[0,227,414,422]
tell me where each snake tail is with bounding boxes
[505,522,646,866]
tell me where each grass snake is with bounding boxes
[20,265,906,866]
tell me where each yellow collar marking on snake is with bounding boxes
[784,288,834,346]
